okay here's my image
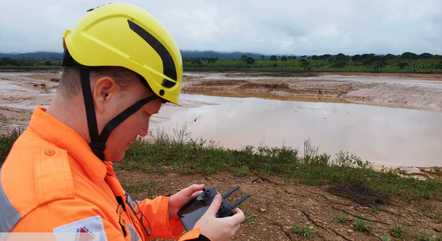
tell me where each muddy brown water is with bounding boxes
[1,71,441,168]
[151,94,442,168]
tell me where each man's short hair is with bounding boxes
[58,66,147,97]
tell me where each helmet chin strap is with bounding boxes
[79,67,157,160]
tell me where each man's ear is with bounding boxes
[92,77,120,113]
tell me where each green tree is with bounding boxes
[397,62,409,69]
[401,52,418,59]
[300,59,310,71]
[245,57,255,65]
[419,53,433,59]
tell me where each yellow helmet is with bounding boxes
[62,3,183,161]
[63,2,182,104]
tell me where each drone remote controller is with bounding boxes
[178,186,251,230]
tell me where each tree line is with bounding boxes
[183,52,442,73]
[1,52,441,73]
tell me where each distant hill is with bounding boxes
[0,51,267,60]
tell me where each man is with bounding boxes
[0,3,244,241]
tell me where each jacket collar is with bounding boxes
[28,107,108,182]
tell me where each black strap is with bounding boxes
[99,95,157,142]
[79,68,101,155]
[79,67,157,160]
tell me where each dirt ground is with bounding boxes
[0,72,59,134]
[1,71,442,240]
[118,170,442,241]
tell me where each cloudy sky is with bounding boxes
[0,0,441,55]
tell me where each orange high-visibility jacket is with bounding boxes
[0,107,201,241]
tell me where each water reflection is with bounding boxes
[151,94,442,167]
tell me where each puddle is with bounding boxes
[152,94,442,167]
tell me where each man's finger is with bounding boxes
[206,193,222,216]
[224,208,245,225]
[190,190,203,199]
[182,184,204,196]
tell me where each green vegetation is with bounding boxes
[245,215,257,225]
[1,130,442,204]
[334,214,349,224]
[1,51,441,73]
[291,224,315,238]
[0,57,61,71]
[353,218,371,233]
[118,132,442,204]
[381,235,391,241]
[0,130,20,167]
[184,52,442,73]
[391,224,406,239]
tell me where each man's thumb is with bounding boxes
[207,193,222,216]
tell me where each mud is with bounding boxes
[0,71,59,134]
[183,72,442,112]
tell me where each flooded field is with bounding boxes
[1,71,441,168]
[152,94,442,167]
[184,72,442,112]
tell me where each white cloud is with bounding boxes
[0,0,440,54]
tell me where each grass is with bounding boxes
[291,224,315,238]
[334,214,349,224]
[391,224,406,239]
[1,130,442,204]
[353,218,371,233]
[381,235,391,241]
[0,130,20,167]
[121,132,442,203]
[245,215,257,225]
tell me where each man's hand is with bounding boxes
[168,184,205,219]
[195,193,245,241]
